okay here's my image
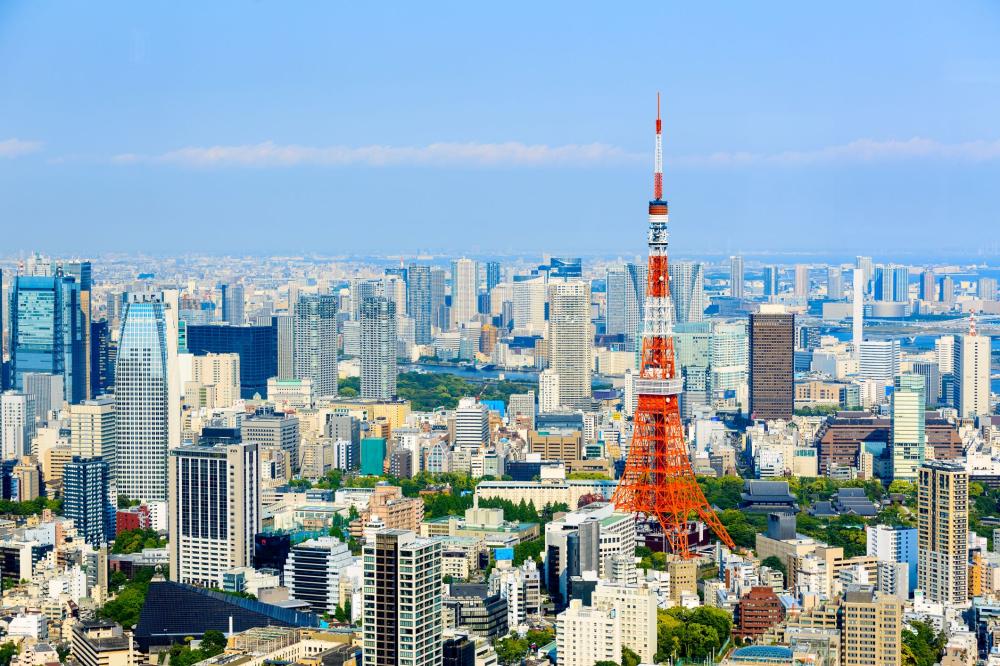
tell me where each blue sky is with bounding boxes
[2,2,999,258]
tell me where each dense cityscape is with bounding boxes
[3,4,1000,666]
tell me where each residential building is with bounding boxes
[63,456,115,547]
[556,599,621,666]
[1,392,36,460]
[548,281,592,410]
[590,583,657,663]
[294,294,338,398]
[451,259,479,328]
[841,586,902,666]
[360,296,397,400]
[730,256,745,299]
[283,537,355,615]
[917,460,968,605]
[363,530,443,666]
[954,328,991,418]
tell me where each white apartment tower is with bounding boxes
[591,583,657,663]
[539,369,561,413]
[548,281,592,410]
[556,599,622,666]
[954,324,991,418]
[1,392,36,460]
[168,441,260,587]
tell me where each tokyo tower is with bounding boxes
[610,95,736,558]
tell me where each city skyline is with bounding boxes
[2,2,1000,255]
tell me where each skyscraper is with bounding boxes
[548,281,592,410]
[283,537,355,615]
[484,261,501,293]
[363,530,443,666]
[186,324,277,399]
[115,291,180,509]
[762,265,778,298]
[891,374,925,482]
[274,313,295,379]
[918,460,968,605]
[979,276,998,302]
[538,370,560,413]
[730,255,745,299]
[954,324,991,418]
[219,283,245,326]
[867,524,917,597]
[89,319,113,395]
[858,339,900,382]
[939,276,955,306]
[512,275,547,333]
[454,397,489,450]
[294,294,338,398]
[406,264,433,344]
[856,255,874,294]
[168,441,259,587]
[61,261,93,400]
[10,273,85,403]
[70,396,116,485]
[748,306,794,421]
[450,258,478,328]
[667,261,705,324]
[605,263,646,352]
[0,392,36,460]
[430,268,448,330]
[919,270,936,301]
[793,264,809,301]
[63,456,114,547]
[360,296,397,400]
[826,266,843,300]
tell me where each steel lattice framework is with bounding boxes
[611,95,736,558]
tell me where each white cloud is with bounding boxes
[0,138,42,158]
[113,140,639,168]
[673,137,1000,167]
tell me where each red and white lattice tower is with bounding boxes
[610,95,736,558]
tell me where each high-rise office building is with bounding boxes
[748,307,794,421]
[61,261,93,400]
[186,324,277,399]
[188,353,241,407]
[919,270,937,301]
[430,268,447,331]
[283,537,355,615]
[0,392,36,460]
[730,256,745,299]
[874,264,909,302]
[954,327,991,418]
[605,264,646,352]
[271,313,294,380]
[360,296,397,400]
[917,460,968,605]
[114,291,180,507]
[512,275,547,333]
[826,266,843,300]
[242,410,300,472]
[668,261,705,324]
[793,264,809,301]
[363,530,443,666]
[406,264,433,345]
[89,320,114,396]
[63,456,114,548]
[21,372,63,425]
[841,586,902,666]
[890,374,925,482]
[762,266,778,298]
[294,294,338,398]
[856,256,874,294]
[70,397,116,485]
[219,283,245,326]
[979,276,998,302]
[548,281,592,410]
[858,339,900,382]
[10,273,85,403]
[910,361,941,406]
[454,397,489,450]
[451,259,479,328]
[168,441,259,587]
[939,276,955,306]
[485,261,501,293]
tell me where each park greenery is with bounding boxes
[494,628,555,665]
[161,630,227,666]
[656,607,732,662]
[339,372,535,412]
[902,620,947,666]
[112,528,167,554]
[99,566,157,628]
[0,497,61,516]
[0,643,17,666]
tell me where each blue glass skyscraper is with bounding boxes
[407,264,433,344]
[10,273,85,403]
[63,456,115,547]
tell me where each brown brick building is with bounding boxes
[735,586,786,639]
